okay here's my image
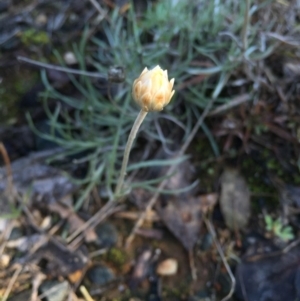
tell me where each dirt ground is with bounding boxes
[1,1,300,301]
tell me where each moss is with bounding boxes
[107,247,127,266]
[193,138,221,192]
[20,29,49,46]
[0,69,38,124]
[241,156,273,194]
[162,283,190,299]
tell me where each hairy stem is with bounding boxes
[115,109,148,195]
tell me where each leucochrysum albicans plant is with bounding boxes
[114,65,175,195]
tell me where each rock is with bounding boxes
[96,222,118,248]
[156,259,178,276]
[64,52,77,65]
[199,233,213,251]
[0,254,10,268]
[0,219,8,233]
[39,281,69,301]
[9,227,23,240]
[87,264,115,286]
[35,14,47,27]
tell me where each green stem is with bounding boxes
[114,109,148,195]
[242,0,250,52]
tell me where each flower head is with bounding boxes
[132,65,175,112]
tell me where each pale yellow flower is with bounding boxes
[132,65,175,112]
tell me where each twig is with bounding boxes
[0,142,14,198]
[89,248,108,258]
[30,273,46,301]
[17,56,106,79]
[189,250,197,280]
[87,0,107,18]
[80,285,94,301]
[208,94,251,116]
[2,265,23,301]
[66,203,123,245]
[68,207,124,251]
[125,97,215,248]
[204,217,235,301]
[265,32,300,47]
[0,220,14,257]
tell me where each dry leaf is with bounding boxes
[0,149,77,206]
[219,168,250,230]
[158,193,218,251]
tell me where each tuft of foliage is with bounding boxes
[21,29,49,45]
[29,0,284,209]
[265,215,294,242]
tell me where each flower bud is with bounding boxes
[132,65,175,112]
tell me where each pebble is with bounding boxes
[9,227,23,240]
[0,219,8,233]
[199,233,213,251]
[87,264,115,286]
[40,216,52,230]
[156,258,178,276]
[39,281,69,301]
[0,254,10,268]
[96,222,118,248]
[64,52,77,65]
[35,14,47,26]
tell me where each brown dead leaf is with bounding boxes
[219,168,250,230]
[68,269,85,284]
[0,149,77,205]
[158,193,218,251]
[130,155,218,251]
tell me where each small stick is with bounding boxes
[66,204,123,245]
[0,142,13,197]
[87,0,107,17]
[17,56,106,79]
[204,216,235,301]
[189,250,197,280]
[80,285,94,301]
[66,201,114,243]
[30,273,46,301]
[208,94,251,116]
[2,265,23,301]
